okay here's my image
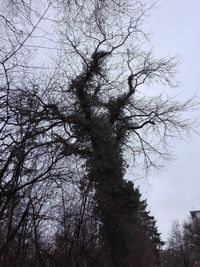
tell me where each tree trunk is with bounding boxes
[88,122,137,267]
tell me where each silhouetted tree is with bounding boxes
[166,220,191,267]
[0,0,196,266]
[183,215,200,264]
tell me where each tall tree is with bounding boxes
[0,0,196,266]
[166,220,191,267]
[183,214,200,263]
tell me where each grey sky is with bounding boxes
[137,0,200,242]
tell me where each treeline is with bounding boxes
[161,214,200,267]
[0,166,162,266]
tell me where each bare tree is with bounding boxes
[183,216,200,263]
[167,220,191,267]
[0,0,197,266]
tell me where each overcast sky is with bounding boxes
[136,0,200,242]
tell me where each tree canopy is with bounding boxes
[0,0,196,266]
